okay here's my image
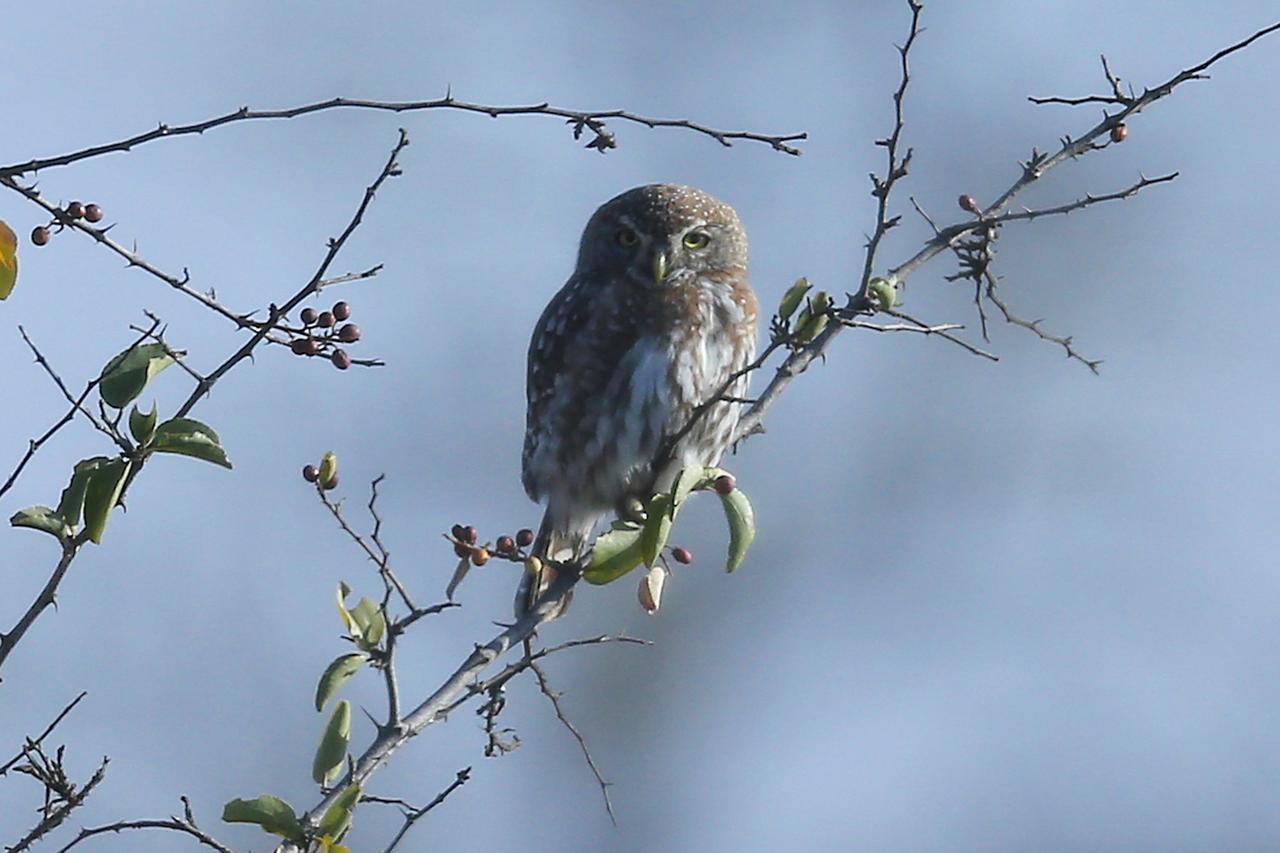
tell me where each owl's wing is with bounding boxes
[522,275,594,500]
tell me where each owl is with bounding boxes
[518,184,758,617]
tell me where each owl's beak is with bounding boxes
[651,250,669,285]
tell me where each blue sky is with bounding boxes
[3,3,1279,850]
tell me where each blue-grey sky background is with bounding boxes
[3,3,1279,851]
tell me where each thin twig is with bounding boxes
[0,692,88,777]
[376,768,473,853]
[530,659,617,824]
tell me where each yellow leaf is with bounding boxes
[0,219,17,300]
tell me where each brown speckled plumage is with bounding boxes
[519,184,757,615]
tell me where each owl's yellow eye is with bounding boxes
[616,228,638,247]
[682,231,710,249]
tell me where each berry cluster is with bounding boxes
[449,523,535,568]
[30,200,105,246]
[289,300,362,370]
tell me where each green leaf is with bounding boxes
[868,276,897,312]
[313,699,352,785]
[669,466,708,515]
[149,417,232,469]
[583,520,645,585]
[99,342,175,409]
[221,795,304,842]
[128,403,158,446]
[317,783,362,840]
[10,506,71,541]
[777,277,811,321]
[0,218,17,300]
[82,458,130,545]
[57,457,110,527]
[638,493,673,568]
[349,598,385,650]
[336,583,360,640]
[719,487,756,573]
[315,653,368,712]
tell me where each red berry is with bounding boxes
[317,311,335,328]
[516,528,535,548]
[331,349,351,370]
[302,464,318,482]
[672,546,693,565]
[338,323,361,343]
[31,226,50,246]
[84,204,104,223]
[301,308,318,325]
[1110,123,1128,143]
[332,301,352,321]
[471,548,491,567]
[713,474,736,496]
[65,201,84,220]
[496,535,516,554]
[958,194,979,214]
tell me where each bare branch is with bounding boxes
[53,808,234,853]
[530,658,617,824]
[0,692,88,778]
[173,129,409,419]
[375,767,472,853]
[0,95,806,178]
[8,757,108,853]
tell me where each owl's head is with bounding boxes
[576,184,748,288]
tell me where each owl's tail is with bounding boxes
[513,512,590,620]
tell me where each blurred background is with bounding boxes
[3,2,1279,850]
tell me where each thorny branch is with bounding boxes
[0,95,806,179]
[370,768,472,853]
[7,752,108,853]
[53,798,233,853]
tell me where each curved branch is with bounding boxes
[0,95,806,177]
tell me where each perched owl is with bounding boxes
[518,184,757,616]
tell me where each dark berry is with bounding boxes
[317,311,335,328]
[332,301,351,321]
[290,338,311,356]
[672,546,693,565]
[516,528,535,548]
[461,525,478,544]
[1110,123,1128,143]
[451,524,466,540]
[84,204,104,223]
[496,535,515,554]
[31,226,50,246]
[471,548,490,567]
[453,541,471,558]
[322,473,340,490]
[338,323,361,343]
[65,201,84,220]
[958,194,979,214]
[301,307,318,325]
[302,464,319,482]
[331,349,351,370]
[713,474,736,496]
